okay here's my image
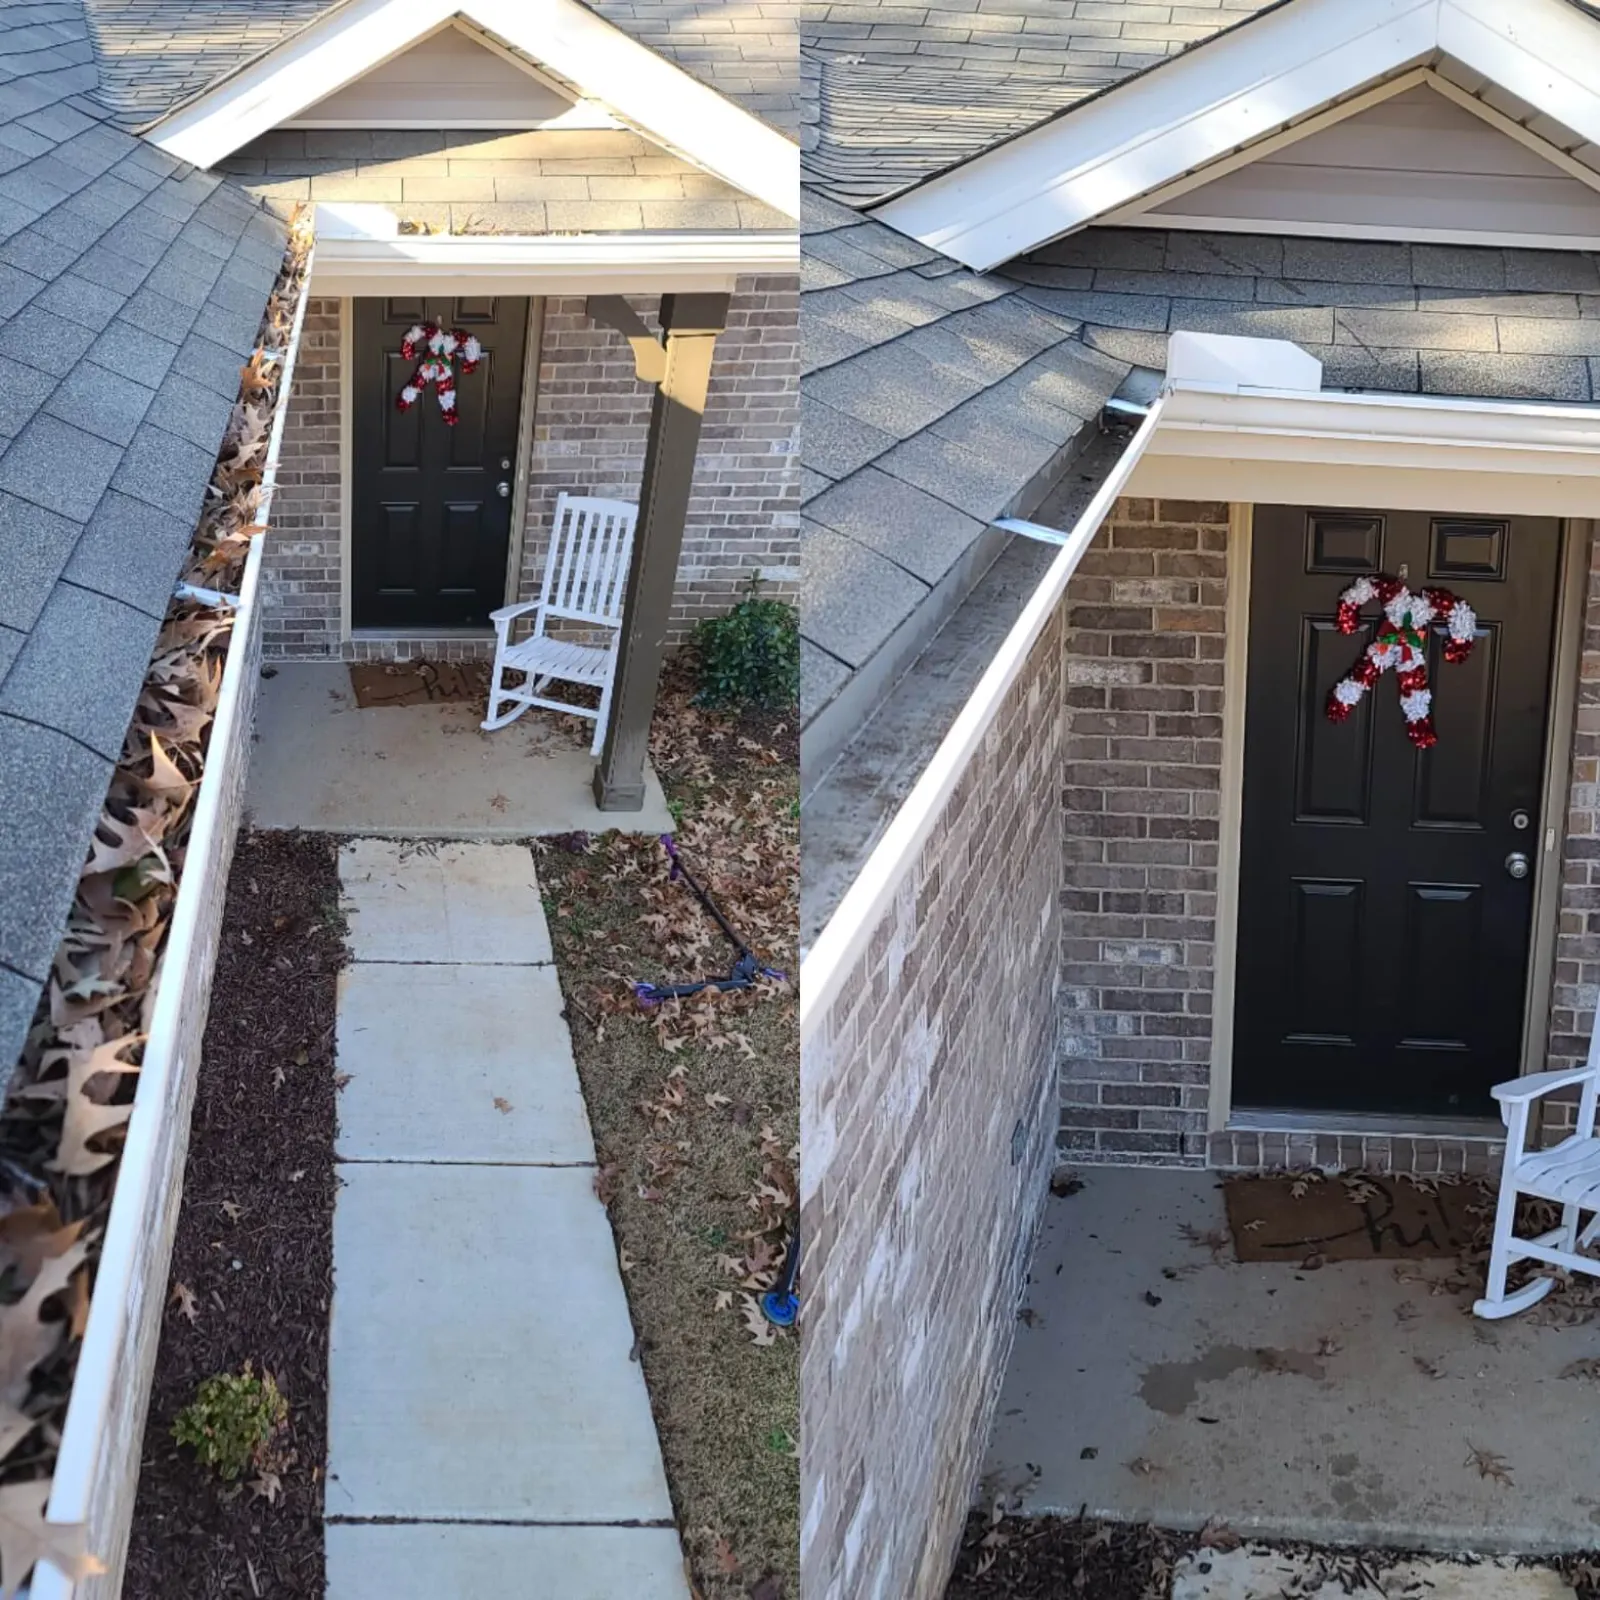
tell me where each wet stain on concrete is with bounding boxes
[1139,1343,1327,1414]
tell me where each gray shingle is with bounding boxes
[1411,244,1508,291]
[0,226,76,280]
[0,624,18,679]
[118,283,199,343]
[32,269,122,331]
[0,712,113,979]
[1496,317,1600,357]
[1505,250,1600,293]
[805,338,991,439]
[170,331,244,397]
[1161,232,1284,277]
[190,296,261,352]
[800,637,851,721]
[803,394,898,479]
[0,489,81,631]
[801,519,929,669]
[44,358,154,446]
[0,354,53,438]
[71,238,151,294]
[149,370,234,451]
[0,300,97,371]
[1255,277,1418,311]
[877,425,1061,520]
[88,318,178,385]
[1421,350,1591,401]
[0,581,161,759]
[0,413,118,520]
[1331,307,1498,352]
[64,489,198,619]
[807,465,986,585]
[0,965,41,1072]
[111,421,216,519]
[1280,238,1414,286]
[1016,285,1168,330]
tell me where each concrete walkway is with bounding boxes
[984,1167,1600,1555]
[324,838,689,1600]
[246,663,673,837]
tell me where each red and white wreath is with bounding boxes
[1324,574,1478,749]
[394,323,484,425]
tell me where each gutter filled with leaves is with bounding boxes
[0,207,313,1598]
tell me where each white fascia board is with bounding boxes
[147,0,799,219]
[306,218,799,294]
[870,0,1440,271]
[1440,0,1600,156]
[1149,382,1600,489]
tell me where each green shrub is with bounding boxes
[172,1364,288,1482]
[691,579,799,708]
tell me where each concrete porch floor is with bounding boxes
[244,662,672,836]
[983,1167,1600,1556]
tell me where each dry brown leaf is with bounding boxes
[0,1241,89,1406]
[0,1480,103,1598]
[738,1294,776,1347]
[170,1283,199,1325]
[1465,1442,1513,1484]
[0,1198,86,1285]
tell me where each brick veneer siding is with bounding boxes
[800,610,1064,1600]
[1057,497,1228,1168]
[260,277,799,659]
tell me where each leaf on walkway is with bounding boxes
[1465,1442,1513,1484]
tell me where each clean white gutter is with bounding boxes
[797,396,1170,1051]
[33,244,315,1598]
[309,206,799,292]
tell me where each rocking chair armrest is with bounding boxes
[1490,1066,1600,1105]
[488,600,541,627]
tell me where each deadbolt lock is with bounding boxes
[1511,809,1531,830]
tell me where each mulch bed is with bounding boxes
[123,831,343,1600]
[1222,1173,1489,1263]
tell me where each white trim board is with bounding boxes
[145,0,799,219]
[308,209,799,295]
[871,0,1600,271]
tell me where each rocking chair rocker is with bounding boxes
[1474,1024,1600,1318]
[481,492,638,755]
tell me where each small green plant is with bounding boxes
[690,579,799,709]
[172,1364,288,1482]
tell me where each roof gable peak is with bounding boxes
[873,0,1600,270]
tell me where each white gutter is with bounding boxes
[34,244,315,1598]
[309,207,799,293]
[797,397,1170,1050]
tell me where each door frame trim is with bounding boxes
[340,291,542,643]
[1207,505,1588,1133]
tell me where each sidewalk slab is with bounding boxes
[339,839,552,965]
[326,1160,672,1523]
[1173,1549,1574,1598]
[335,962,593,1164]
[326,1523,692,1600]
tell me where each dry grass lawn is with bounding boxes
[538,677,799,1600]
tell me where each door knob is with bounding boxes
[1506,852,1530,880]
[496,481,510,498]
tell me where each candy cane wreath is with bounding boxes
[394,322,484,424]
[1324,574,1478,750]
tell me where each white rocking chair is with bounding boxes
[1474,1025,1600,1318]
[481,492,638,755]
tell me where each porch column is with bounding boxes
[585,291,729,811]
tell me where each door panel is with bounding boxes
[351,296,529,630]
[1233,506,1562,1117]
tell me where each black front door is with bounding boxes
[1233,506,1562,1118]
[350,296,529,630]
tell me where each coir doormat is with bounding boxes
[347,660,487,709]
[1222,1173,1491,1262]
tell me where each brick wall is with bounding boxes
[1057,497,1228,1167]
[800,610,1064,1600]
[260,276,800,659]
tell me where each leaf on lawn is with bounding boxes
[0,1481,103,1599]
[738,1294,776,1347]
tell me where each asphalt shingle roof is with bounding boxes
[83,0,804,139]
[801,0,1275,203]
[800,188,1127,731]
[0,0,287,1069]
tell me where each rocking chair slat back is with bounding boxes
[538,492,637,631]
